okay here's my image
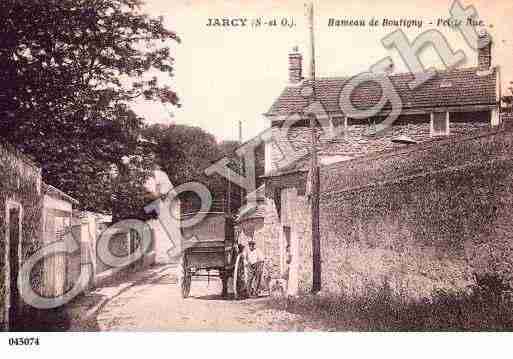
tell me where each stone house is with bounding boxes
[252,33,504,296]
[0,138,83,330]
[265,32,500,174]
[68,168,178,283]
[144,167,181,264]
[0,140,43,330]
[41,183,78,299]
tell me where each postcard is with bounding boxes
[2,0,513,353]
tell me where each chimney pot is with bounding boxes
[478,31,492,70]
[288,47,303,84]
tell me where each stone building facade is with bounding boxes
[264,33,499,175]
[42,184,78,299]
[145,168,181,264]
[253,32,505,297]
[0,139,82,330]
[0,140,43,330]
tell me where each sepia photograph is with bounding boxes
[2,0,513,354]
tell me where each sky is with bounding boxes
[131,0,513,142]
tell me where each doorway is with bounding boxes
[6,202,22,331]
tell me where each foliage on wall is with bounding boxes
[0,143,43,323]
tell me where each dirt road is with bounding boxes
[76,266,304,331]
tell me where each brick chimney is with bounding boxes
[477,31,492,70]
[288,46,303,84]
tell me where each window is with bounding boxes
[431,112,449,136]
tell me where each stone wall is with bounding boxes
[318,126,513,298]
[241,184,312,295]
[281,188,312,294]
[0,141,43,329]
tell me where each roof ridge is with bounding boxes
[266,66,497,117]
[301,65,488,83]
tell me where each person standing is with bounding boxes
[246,240,264,297]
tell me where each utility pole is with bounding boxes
[239,120,243,144]
[238,120,244,210]
[227,121,244,215]
[307,2,321,294]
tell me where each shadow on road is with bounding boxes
[193,291,269,302]
[193,293,231,301]
[14,265,172,332]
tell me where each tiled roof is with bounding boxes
[266,67,497,117]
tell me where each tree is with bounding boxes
[111,154,158,223]
[144,124,243,214]
[0,0,180,215]
[143,124,219,187]
[143,124,219,212]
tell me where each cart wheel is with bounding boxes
[181,258,191,298]
[233,253,247,300]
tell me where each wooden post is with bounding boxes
[309,115,321,293]
[308,2,321,293]
[239,120,244,210]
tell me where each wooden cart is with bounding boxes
[179,212,246,298]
